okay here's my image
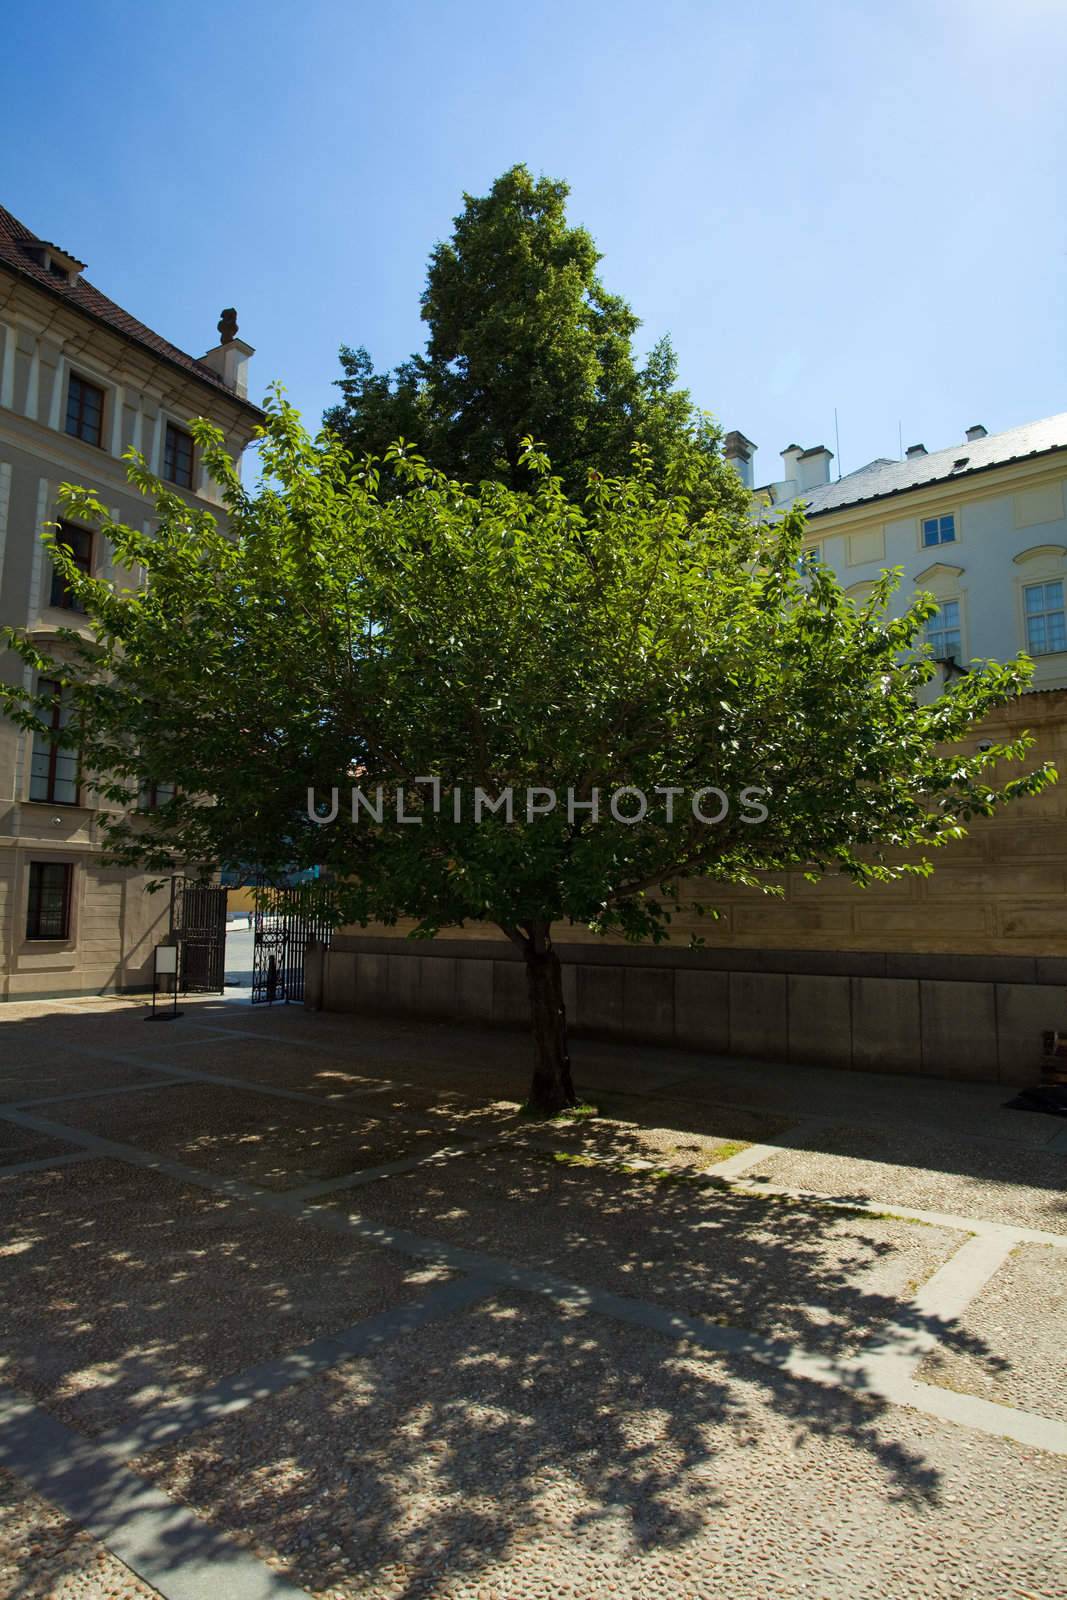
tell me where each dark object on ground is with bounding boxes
[1040,1030,1067,1088]
[1003,1085,1067,1117]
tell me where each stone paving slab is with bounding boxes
[915,1243,1067,1422]
[0,1388,312,1600]
[0,1464,158,1600]
[47,1081,491,1191]
[740,1122,1067,1234]
[0,1158,450,1436]
[324,1146,966,1358]
[132,1292,1067,1600]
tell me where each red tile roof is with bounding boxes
[0,204,260,415]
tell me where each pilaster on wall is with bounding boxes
[0,321,15,410]
[29,475,51,619]
[0,460,11,592]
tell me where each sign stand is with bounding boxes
[146,943,183,1022]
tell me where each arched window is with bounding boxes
[1013,546,1067,657]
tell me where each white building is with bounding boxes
[724,415,1067,692]
[0,203,261,1000]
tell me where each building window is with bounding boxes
[65,374,105,448]
[26,861,72,940]
[29,679,79,805]
[796,547,822,576]
[922,514,956,548]
[925,599,962,663]
[1024,580,1066,656]
[139,780,176,809]
[49,523,92,610]
[163,423,194,489]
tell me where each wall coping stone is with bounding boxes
[329,934,1066,987]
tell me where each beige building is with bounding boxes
[318,414,1067,1083]
[0,204,260,1001]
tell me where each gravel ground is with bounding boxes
[0,1055,163,1104]
[326,1145,965,1357]
[342,1054,531,1105]
[741,1123,1067,1232]
[2,1000,1064,1600]
[233,1018,1061,1149]
[179,1042,525,1130]
[510,1098,789,1170]
[172,1039,418,1101]
[192,1026,535,1106]
[0,1158,447,1436]
[50,1081,502,1191]
[0,1123,83,1167]
[916,1243,1067,1421]
[0,1467,157,1600]
[587,1043,1061,1147]
[133,1292,1067,1600]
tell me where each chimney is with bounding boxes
[797,444,833,490]
[199,308,254,399]
[780,443,804,487]
[724,430,757,490]
[965,424,988,442]
[905,443,927,459]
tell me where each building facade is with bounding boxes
[317,413,1067,1084]
[735,414,1067,700]
[0,205,260,1001]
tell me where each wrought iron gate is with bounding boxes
[170,877,228,993]
[251,881,334,1005]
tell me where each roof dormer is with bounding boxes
[20,239,86,284]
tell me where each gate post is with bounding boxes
[305,938,325,1011]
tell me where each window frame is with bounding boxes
[65,372,106,449]
[1023,578,1066,657]
[921,513,957,549]
[48,521,93,611]
[26,861,73,942]
[163,421,195,489]
[28,678,80,806]
[923,597,963,663]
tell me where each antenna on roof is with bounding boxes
[834,408,841,480]
[898,420,903,459]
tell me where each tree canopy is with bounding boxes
[2,396,1053,1109]
[324,163,747,517]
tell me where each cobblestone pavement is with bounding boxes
[0,993,1064,1600]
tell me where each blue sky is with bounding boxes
[4,0,1065,485]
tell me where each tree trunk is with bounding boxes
[523,934,576,1114]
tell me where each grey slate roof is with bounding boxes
[798,412,1067,518]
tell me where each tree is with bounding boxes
[325,164,746,517]
[2,396,1053,1111]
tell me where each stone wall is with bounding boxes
[308,939,1065,1087]
[314,690,1067,1084]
